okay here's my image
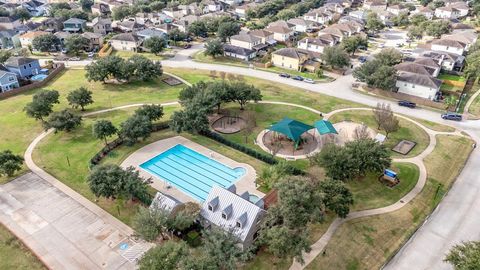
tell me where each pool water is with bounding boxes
[140,144,246,201]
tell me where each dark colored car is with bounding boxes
[441,113,462,121]
[359,56,367,63]
[398,100,416,108]
[279,73,290,78]
[184,43,191,49]
[292,75,304,81]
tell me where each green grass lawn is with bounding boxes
[348,163,419,211]
[468,88,480,117]
[306,134,473,270]
[440,84,463,93]
[0,225,45,270]
[438,74,466,82]
[328,110,430,158]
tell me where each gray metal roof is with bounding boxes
[200,186,265,242]
[150,192,181,213]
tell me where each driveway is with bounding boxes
[0,173,151,270]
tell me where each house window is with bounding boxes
[24,66,27,70]
[236,222,242,228]
[404,83,407,86]
[29,64,31,68]
[222,213,227,219]
[208,205,213,211]
[9,76,15,82]
[412,85,415,88]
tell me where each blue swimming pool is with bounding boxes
[140,144,246,201]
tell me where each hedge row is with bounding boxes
[200,130,304,175]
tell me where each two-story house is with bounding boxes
[434,6,460,19]
[297,33,339,53]
[249,29,275,45]
[230,34,262,50]
[4,57,41,78]
[19,31,48,48]
[0,16,22,30]
[287,18,320,33]
[363,0,387,12]
[109,33,142,52]
[63,18,87,33]
[0,69,20,93]
[395,72,442,100]
[271,48,319,71]
[304,8,334,25]
[82,32,104,51]
[91,17,112,35]
[386,4,409,16]
[431,39,466,55]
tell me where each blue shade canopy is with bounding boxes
[314,120,337,135]
[268,117,314,142]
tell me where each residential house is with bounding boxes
[386,4,409,16]
[442,32,478,51]
[434,6,460,19]
[157,23,179,35]
[319,21,361,41]
[91,17,113,35]
[18,31,48,48]
[304,8,334,25]
[271,48,320,71]
[0,16,22,30]
[324,2,346,14]
[91,3,111,16]
[63,18,87,33]
[265,22,295,42]
[0,30,17,49]
[54,31,72,47]
[22,0,47,16]
[249,29,275,45]
[230,34,262,50]
[42,17,63,32]
[377,10,395,26]
[150,192,182,214]
[116,19,144,32]
[363,0,387,12]
[415,6,434,20]
[235,3,257,18]
[348,10,368,21]
[297,34,339,53]
[4,57,41,78]
[109,33,142,51]
[396,72,442,100]
[0,69,20,93]
[82,32,103,51]
[223,44,257,61]
[287,18,319,33]
[431,39,466,55]
[202,0,222,13]
[200,186,266,250]
[174,14,200,32]
[162,7,185,19]
[450,2,469,17]
[420,50,465,71]
[395,62,440,78]
[136,28,168,40]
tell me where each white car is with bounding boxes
[304,78,315,84]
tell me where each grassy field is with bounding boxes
[438,74,466,82]
[468,88,480,117]
[306,135,473,270]
[0,225,45,270]
[348,163,419,211]
[328,110,430,158]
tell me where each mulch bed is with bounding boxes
[162,76,183,86]
[262,131,318,156]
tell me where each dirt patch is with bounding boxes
[333,121,376,145]
[392,140,417,155]
[162,76,183,86]
[262,130,318,157]
[211,116,247,134]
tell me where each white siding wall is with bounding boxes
[396,81,439,100]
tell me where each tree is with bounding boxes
[170,102,210,134]
[12,8,31,23]
[168,28,186,46]
[202,227,252,269]
[32,34,60,52]
[310,143,355,180]
[93,120,118,146]
[128,55,163,81]
[373,102,396,131]
[432,0,445,8]
[445,241,480,270]
[204,38,224,58]
[67,87,93,111]
[0,50,12,63]
[139,241,189,270]
[375,48,403,66]
[112,5,135,21]
[381,112,399,137]
[217,21,240,42]
[319,179,354,218]
[391,12,410,27]
[143,36,166,55]
[410,14,427,26]
[425,20,451,38]
[444,95,458,111]
[228,82,262,110]
[370,65,397,91]
[168,202,200,232]
[44,109,82,132]
[134,104,164,122]
[118,115,153,145]
[133,206,170,241]
[420,0,432,6]
[85,55,126,83]
[0,150,23,177]
[79,0,94,12]
[342,35,368,56]
[407,26,424,43]
[322,46,350,69]
[366,12,385,34]
[188,21,208,37]
[24,90,60,122]
[64,34,89,56]
[87,164,150,201]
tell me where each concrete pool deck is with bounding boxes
[121,136,262,203]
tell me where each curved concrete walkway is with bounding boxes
[289,107,464,270]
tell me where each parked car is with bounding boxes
[292,75,304,81]
[304,78,315,84]
[359,56,367,63]
[398,100,416,108]
[279,73,290,78]
[184,43,191,49]
[441,113,462,121]
[69,57,80,61]
[87,52,95,58]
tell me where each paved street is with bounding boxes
[0,173,150,270]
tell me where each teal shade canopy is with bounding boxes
[314,120,338,135]
[268,117,314,142]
